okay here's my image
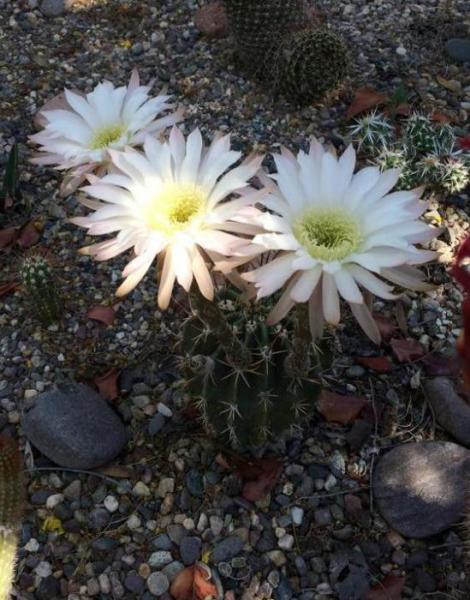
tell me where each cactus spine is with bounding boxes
[0,435,24,600]
[223,0,348,104]
[20,253,62,325]
[182,289,320,449]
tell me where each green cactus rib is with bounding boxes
[20,255,62,325]
[0,435,24,600]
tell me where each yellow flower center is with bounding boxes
[144,183,206,235]
[293,208,363,261]
[90,124,126,149]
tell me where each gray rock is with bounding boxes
[22,383,127,469]
[147,572,169,596]
[445,38,470,63]
[39,0,65,17]
[162,561,184,582]
[149,551,173,569]
[152,534,173,551]
[212,535,244,563]
[273,575,293,600]
[424,377,470,446]
[373,441,469,538]
[180,536,202,565]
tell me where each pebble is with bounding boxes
[147,572,170,596]
[25,538,40,552]
[34,561,52,578]
[149,551,173,568]
[278,534,294,551]
[210,515,224,536]
[104,495,119,513]
[424,377,470,447]
[39,0,65,17]
[212,535,244,563]
[180,536,202,565]
[157,477,175,497]
[127,514,142,530]
[290,507,304,526]
[446,38,470,63]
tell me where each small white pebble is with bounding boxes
[104,495,119,513]
[291,506,304,526]
[24,389,38,399]
[126,514,142,530]
[46,493,64,510]
[396,46,407,56]
[133,482,151,497]
[157,402,173,417]
[25,538,40,552]
[34,561,52,578]
[278,533,294,551]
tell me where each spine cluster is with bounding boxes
[20,254,63,325]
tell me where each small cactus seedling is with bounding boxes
[405,113,439,155]
[350,111,394,153]
[181,288,321,449]
[0,435,24,600]
[440,157,470,193]
[20,253,63,325]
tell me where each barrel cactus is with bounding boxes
[223,0,348,104]
[0,436,24,600]
[20,253,63,325]
[181,289,321,449]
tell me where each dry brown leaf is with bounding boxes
[365,574,406,600]
[357,356,393,373]
[390,338,425,363]
[346,87,388,120]
[0,280,20,298]
[0,226,18,250]
[317,390,369,425]
[92,368,120,401]
[87,305,116,326]
[170,563,218,600]
[17,222,40,248]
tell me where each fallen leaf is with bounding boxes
[365,574,406,600]
[421,352,460,376]
[194,0,228,38]
[240,457,283,502]
[373,314,397,341]
[0,280,19,298]
[357,356,393,373]
[170,563,218,600]
[317,390,369,425]
[92,369,120,401]
[0,226,18,250]
[390,338,425,363]
[457,134,470,151]
[87,305,116,326]
[98,464,137,479]
[347,87,388,120]
[17,221,40,248]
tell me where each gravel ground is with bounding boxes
[1,0,470,599]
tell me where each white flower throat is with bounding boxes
[293,208,363,261]
[144,183,206,235]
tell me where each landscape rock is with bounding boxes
[445,38,470,63]
[39,0,66,17]
[211,535,244,563]
[424,377,470,446]
[373,441,469,538]
[22,382,127,469]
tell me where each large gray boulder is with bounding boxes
[22,382,127,469]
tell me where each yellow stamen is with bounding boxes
[293,208,363,261]
[144,183,206,235]
[90,124,126,149]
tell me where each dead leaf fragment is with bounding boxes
[317,390,368,425]
[0,226,18,250]
[17,222,40,248]
[92,368,120,401]
[170,563,218,600]
[347,87,388,120]
[357,356,393,373]
[240,457,283,502]
[0,280,20,298]
[87,305,116,326]
[365,574,406,600]
[390,338,425,363]
[436,75,461,93]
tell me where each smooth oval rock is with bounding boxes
[40,0,65,17]
[445,38,470,63]
[373,441,469,538]
[22,382,127,469]
[424,377,470,447]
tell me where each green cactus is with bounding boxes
[1,143,21,214]
[350,111,394,154]
[223,0,348,104]
[405,114,438,155]
[224,0,306,77]
[440,157,470,193]
[182,289,321,449]
[20,253,63,325]
[273,29,349,104]
[0,435,24,600]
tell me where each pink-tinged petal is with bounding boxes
[252,233,299,251]
[347,247,417,272]
[308,283,325,341]
[347,264,400,300]
[192,249,214,301]
[158,249,177,309]
[64,89,101,129]
[171,243,194,291]
[196,230,246,255]
[127,68,140,95]
[179,128,203,184]
[290,265,322,303]
[116,248,156,297]
[349,302,381,344]
[322,272,341,325]
[334,268,363,303]
[381,266,435,292]
[169,126,186,173]
[266,275,299,325]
